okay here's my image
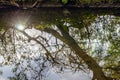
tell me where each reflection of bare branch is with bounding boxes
[17,30,60,65]
[0,29,10,52]
[36,35,50,48]
[53,44,65,54]
[39,28,67,44]
[10,0,19,7]
[0,29,7,45]
[31,0,39,8]
[0,0,19,7]
[38,27,87,70]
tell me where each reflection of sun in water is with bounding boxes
[15,24,25,31]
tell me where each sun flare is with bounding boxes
[15,24,25,31]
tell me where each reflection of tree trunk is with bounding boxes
[10,0,19,7]
[42,26,107,80]
[31,0,39,8]
[57,26,107,80]
[31,0,50,8]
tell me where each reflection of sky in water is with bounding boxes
[0,28,92,80]
[47,68,91,80]
[0,65,14,80]
[0,15,120,80]
[0,66,91,80]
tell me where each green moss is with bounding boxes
[61,0,68,4]
[80,0,91,4]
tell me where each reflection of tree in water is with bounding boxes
[0,27,86,80]
[0,9,120,80]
